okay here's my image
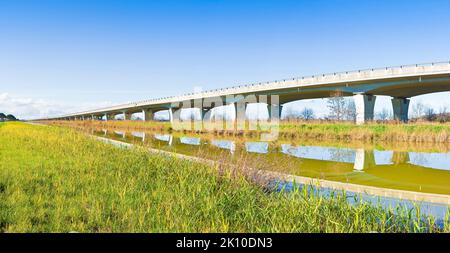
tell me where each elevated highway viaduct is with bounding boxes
[41,61,450,125]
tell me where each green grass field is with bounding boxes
[0,122,448,232]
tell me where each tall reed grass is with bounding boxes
[43,119,450,143]
[1,122,448,232]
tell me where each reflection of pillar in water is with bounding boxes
[115,131,126,139]
[211,140,236,154]
[168,135,173,146]
[132,132,145,142]
[230,143,235,154]
[103,129,107,136]
[391,152,410,165]
[353,149,376,171]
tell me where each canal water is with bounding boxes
[90,127,450,223]
[93,128,450,195]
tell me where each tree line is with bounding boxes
[0,113,18,121]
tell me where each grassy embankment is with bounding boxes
[1,122,448,232]
[45,120,450,143]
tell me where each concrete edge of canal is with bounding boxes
[93,135,450,206]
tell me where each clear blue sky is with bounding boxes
[1,0,450,119]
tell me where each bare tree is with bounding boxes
[439,106,448,115]
[424,107,435,121]
[327,91,347,120]
[377,108,390,121]
[300,108,315,120]
[412,102,425,119]
[344,100,356,121]
[283,107,296,120]
[438,106,448,122]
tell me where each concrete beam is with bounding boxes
[391,97,410,122]
[354,94,376,125]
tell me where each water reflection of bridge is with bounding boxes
[103,129,450,171]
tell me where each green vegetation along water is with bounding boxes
[1,122,448,232]
[46,120,450,143]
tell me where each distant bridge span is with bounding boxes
[41,61,450,124]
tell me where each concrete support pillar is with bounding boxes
[106,114,114,121]
[203,108,213,121]
[267,104,283,120]
[353,149,376,171]
[123,111,132,121]
[233,102,248,130]
[235,102,247,121]
[354,94,376,125]
[192,108,209,130]
[142,109,154,121]
[168,108,181,123]
[168,108,174,123]
[267,95,283,121]
[391,97,410,122]
[199,108,209,121]
[170,108,183,130]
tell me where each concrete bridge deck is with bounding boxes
[40,61,450,124]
